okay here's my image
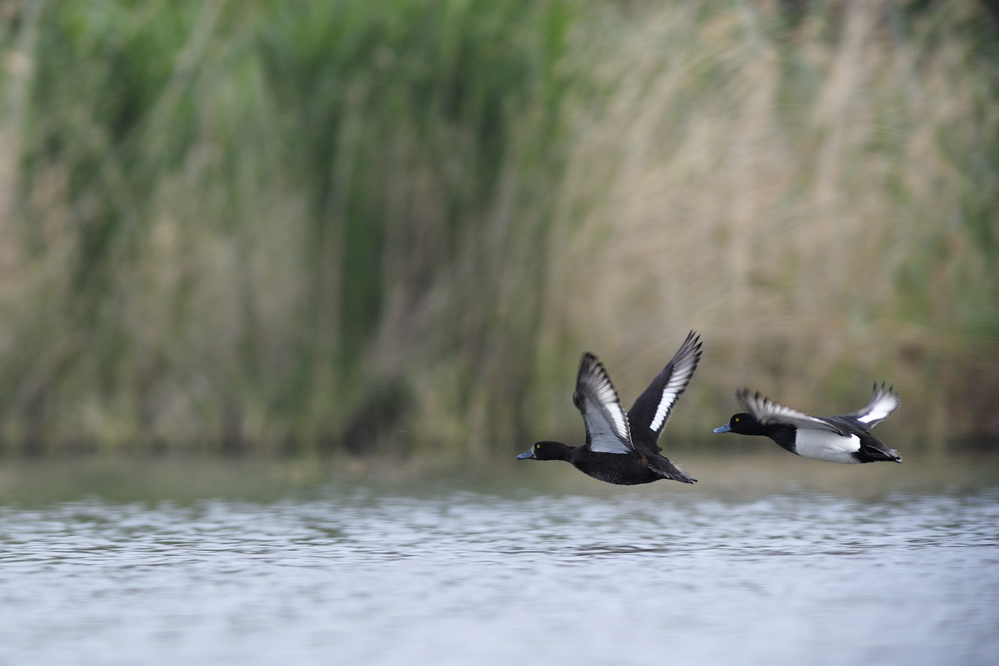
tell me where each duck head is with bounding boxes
[516,440,572,461]
[712,413,768,436]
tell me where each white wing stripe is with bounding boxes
[576,354,633,454]
[603,392,629,441]
[649,388,672,431]
[649,380,683,431]
[584,391,631,454]
[647,334,701,433]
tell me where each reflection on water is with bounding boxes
[0,460,997,665]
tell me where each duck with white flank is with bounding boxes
[516,331,701,485]
[713,384,902,464]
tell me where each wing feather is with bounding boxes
[574,353,634,454]
[736,389,844,435]
[628,331,702,442]
[840,382,900,429]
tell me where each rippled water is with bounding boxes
[0,462,997,665]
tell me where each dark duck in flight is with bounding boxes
[517,331,702,485]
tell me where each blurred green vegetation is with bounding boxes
[0,0,997,458]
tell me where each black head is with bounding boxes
[713,413,767,436]
[516,440,572,461]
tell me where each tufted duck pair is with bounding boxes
[518,332,901,485]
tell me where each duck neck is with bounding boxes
[556,443,577,461]
[763,424,797,453]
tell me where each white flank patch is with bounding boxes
[793,431,862,464]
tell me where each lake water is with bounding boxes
[0,456,997,665]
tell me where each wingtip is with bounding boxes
[676,330,703,360]
[685,329,702,348]
[735,387,763,409]
[576,352,603,384]
[873,381,900,399]
[872,382,902,414]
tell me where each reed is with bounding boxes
[543,0,999,453]
[0,0,996,457]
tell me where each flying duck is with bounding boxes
[516,331,702,484]
[713,384,902,464]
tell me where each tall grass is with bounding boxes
[543,0,999,452]
[0,0,996,457]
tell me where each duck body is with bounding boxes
[517,331,701,485]
[573,449,689,485]
[713,385,902,464]
[525,441,691,485]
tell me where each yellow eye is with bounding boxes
[535,444,541,449]
[734,417,740,422]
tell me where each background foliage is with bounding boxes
[0,0,997,457]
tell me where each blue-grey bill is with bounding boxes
[713,424,731,434]
[516,449,534,459]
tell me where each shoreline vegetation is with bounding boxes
[0,0,997,458]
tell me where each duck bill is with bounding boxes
[516,448,534,460]
[712,424,731,434]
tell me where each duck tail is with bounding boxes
[866,445,903,463]
[650,458,697,483]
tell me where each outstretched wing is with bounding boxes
[736,389,843,435]
[573,353,634,454]
[838,382,900,430]
[627,331,702,449]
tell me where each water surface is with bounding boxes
[0,456,996,665]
